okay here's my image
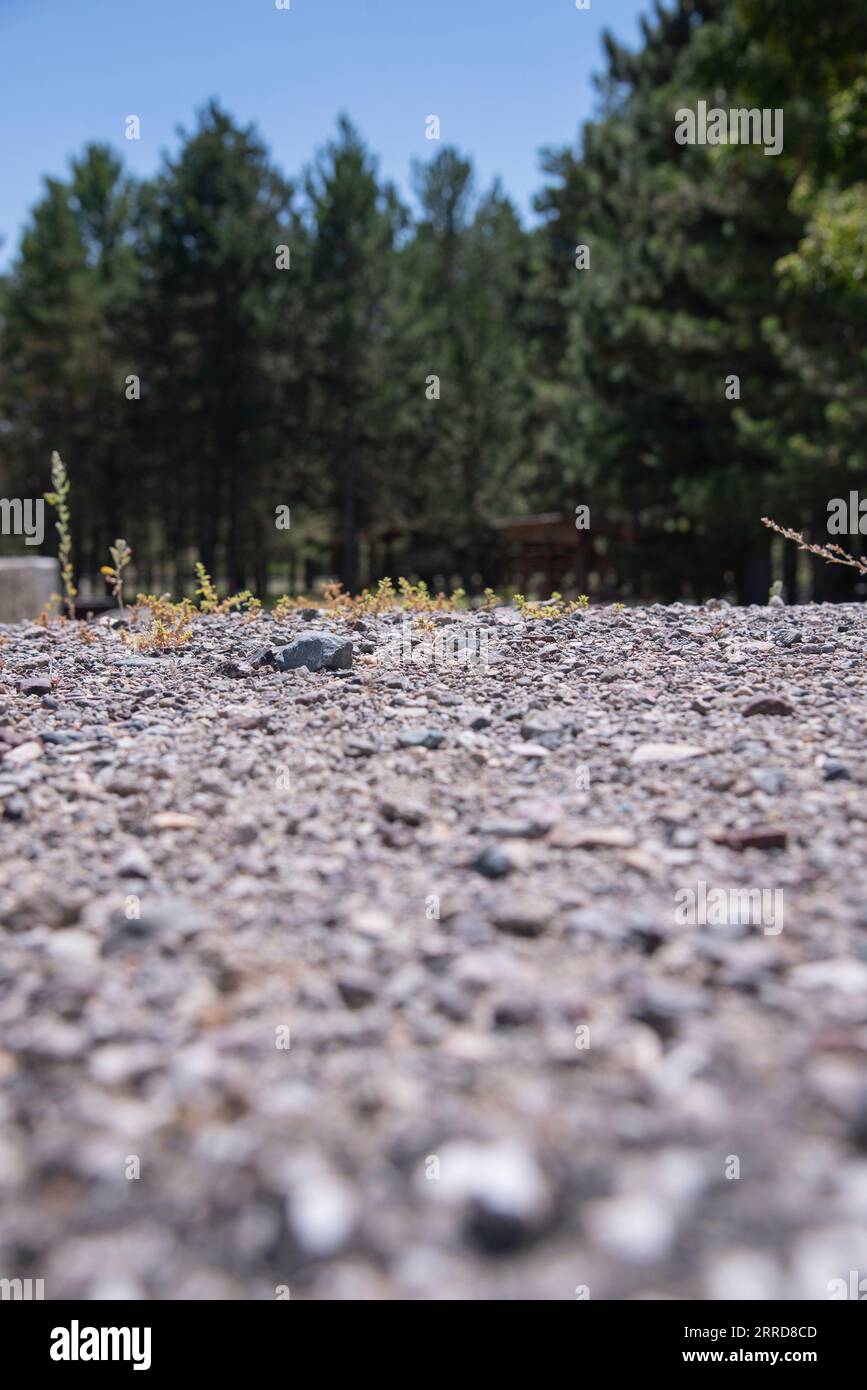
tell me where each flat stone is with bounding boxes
[742,694,795,717]
[102,896,208,954]
[2,740,43,767]
[149,811,200,831]
[630,742,706,765]
[547,823,635,849]
[397,729,446,750]
[19,677,53,696]
[492,899,553,937]
[717,825,788,852]
[344,736,379,758]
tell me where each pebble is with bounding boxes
[472,845,514,880]
[585,1193,677,1264]
[748,767,786,796]
[336,971,379,1010]
[286,1160,359,1257]
[424,1140,551,1252]
[520,715,563,750]
[492,899,552,938]
[116,846,152,878]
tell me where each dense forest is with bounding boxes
[0,0,864,603]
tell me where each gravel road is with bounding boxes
[1,599,866,1300]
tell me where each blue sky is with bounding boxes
[0,0,648,266]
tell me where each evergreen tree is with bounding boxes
[136,101,298,592]
[304,116,407,591]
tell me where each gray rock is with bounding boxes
[397,728,446,749]
[343,736,379,758]
[273,631,353,673]
[250,644,276,669]
[493,899,552,938]
[102,897,208,955]
[823,761,851,782]
[520,715,563,749]
[465,709,492,731]
[337,971,379,1010]
[493,994,539,1028]
[116,846,152,879]
[471,845,513,879]
[748,768,786,796]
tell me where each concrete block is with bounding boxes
[0,557,62,623]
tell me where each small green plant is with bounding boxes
[273,576,468,619]
[100,538,132,610]
[514,592,589,619]
[43,451,76,619]
[194,562,220,612]
[194,562,261,618]
[123,593,196,651]
[121,615,193,652]
[273,593,302,620]
[373,576,397,610]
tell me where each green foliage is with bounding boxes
[2,9,866,604]
[101,538,132,609]
[194,561,260,618]
[529,0,867,599]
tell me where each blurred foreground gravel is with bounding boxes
[1,599,867,1300]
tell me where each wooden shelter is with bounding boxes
[493,513,585,593]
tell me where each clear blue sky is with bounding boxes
[0,0,648,266]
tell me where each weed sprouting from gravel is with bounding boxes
[273,578,471,621]
[762,516,867,578]
[194,562,262,619]
[43,451,77,620]
[120,594,196,652]
[100,538,133,611]
[513,591,589,620]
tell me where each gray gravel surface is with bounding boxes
[1,600,866,1300]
